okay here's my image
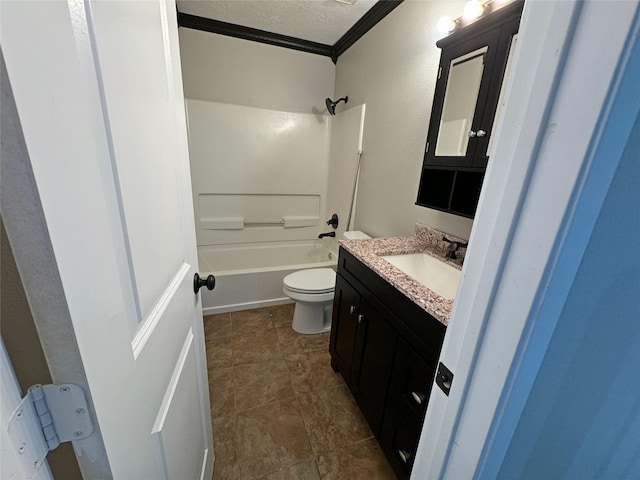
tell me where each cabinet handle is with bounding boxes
[477,129,487,137]
[411,391,426,405]
[398,450,412,464]
[349,305,358,315]
[357,314,366,324]
[468,130,476,138]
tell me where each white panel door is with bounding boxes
[0,1,213,478]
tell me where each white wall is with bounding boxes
[334,0,472,239]
[179,28,335,113]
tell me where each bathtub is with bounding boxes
[198,240,338,315]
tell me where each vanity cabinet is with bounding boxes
[416,0,523,217]
[329,247,446,479]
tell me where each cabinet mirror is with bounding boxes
[435,47,487,157]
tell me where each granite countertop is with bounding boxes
[339,224,466,326]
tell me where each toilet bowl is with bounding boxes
[283,231,371,334]
[283,268,336,334]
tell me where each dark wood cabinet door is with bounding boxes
[329,274,361,382]
[350,298,397,435]
[424,29,501,168]
[380,402,421,480]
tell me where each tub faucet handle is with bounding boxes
[326,213,339,229]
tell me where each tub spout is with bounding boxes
[318,232,336,239]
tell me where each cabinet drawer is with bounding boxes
[380,402,421,480]
[389,338,436,424]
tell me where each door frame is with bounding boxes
[412,1,640,478]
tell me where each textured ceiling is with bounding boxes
[176,0,378,45]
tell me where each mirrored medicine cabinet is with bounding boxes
[417,0,523,218]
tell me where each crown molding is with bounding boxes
[177,0,405,64]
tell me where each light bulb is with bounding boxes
[463,0,485,21]
[437,16,457,34]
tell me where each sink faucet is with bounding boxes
[443,236,468,260]
[318,232,336,239]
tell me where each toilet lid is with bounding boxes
[283,268,336,294]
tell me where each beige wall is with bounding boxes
[178,28,335,113]
[334,0,473,239]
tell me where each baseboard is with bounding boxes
[202,297,294,316]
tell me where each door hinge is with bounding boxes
[7,384,94,479]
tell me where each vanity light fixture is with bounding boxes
[437,0,514,36]
[463,0,485,21]
[437,15,458,34]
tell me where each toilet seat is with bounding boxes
[283,268,335,295]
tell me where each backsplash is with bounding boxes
[415,224,467,265]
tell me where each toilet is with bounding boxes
[283,231,371,334]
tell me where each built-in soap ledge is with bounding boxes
[201,216,320,230]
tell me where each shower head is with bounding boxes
[325,96,349,115]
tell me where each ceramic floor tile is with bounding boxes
[267,303,295,328]
[236,399,314,479]
[206,306,392,480]
[213,414,237,468]
[207,336,233,371]
[205,313,232,338]
[234,358,296,412]
[255,459,321,480]
[232,329,283,366]
[283,350,342,395]
[210,367,235,419]
[316,438,395,480]
[213,461,239,480]
[275,326,328,356]
[297,384,373,455]
[231,307,274,336]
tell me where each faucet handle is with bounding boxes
[442,236,468,260]
[326,214,339,229]
[442,236,468,249]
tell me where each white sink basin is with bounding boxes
[381,253,461,300]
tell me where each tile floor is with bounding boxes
[204,304,396,480]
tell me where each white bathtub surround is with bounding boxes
[186,101,369,317]
[198,240,337,315]
[186,100,331,246]
[326,104,366,245]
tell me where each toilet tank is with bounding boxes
[342,231,371,240]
